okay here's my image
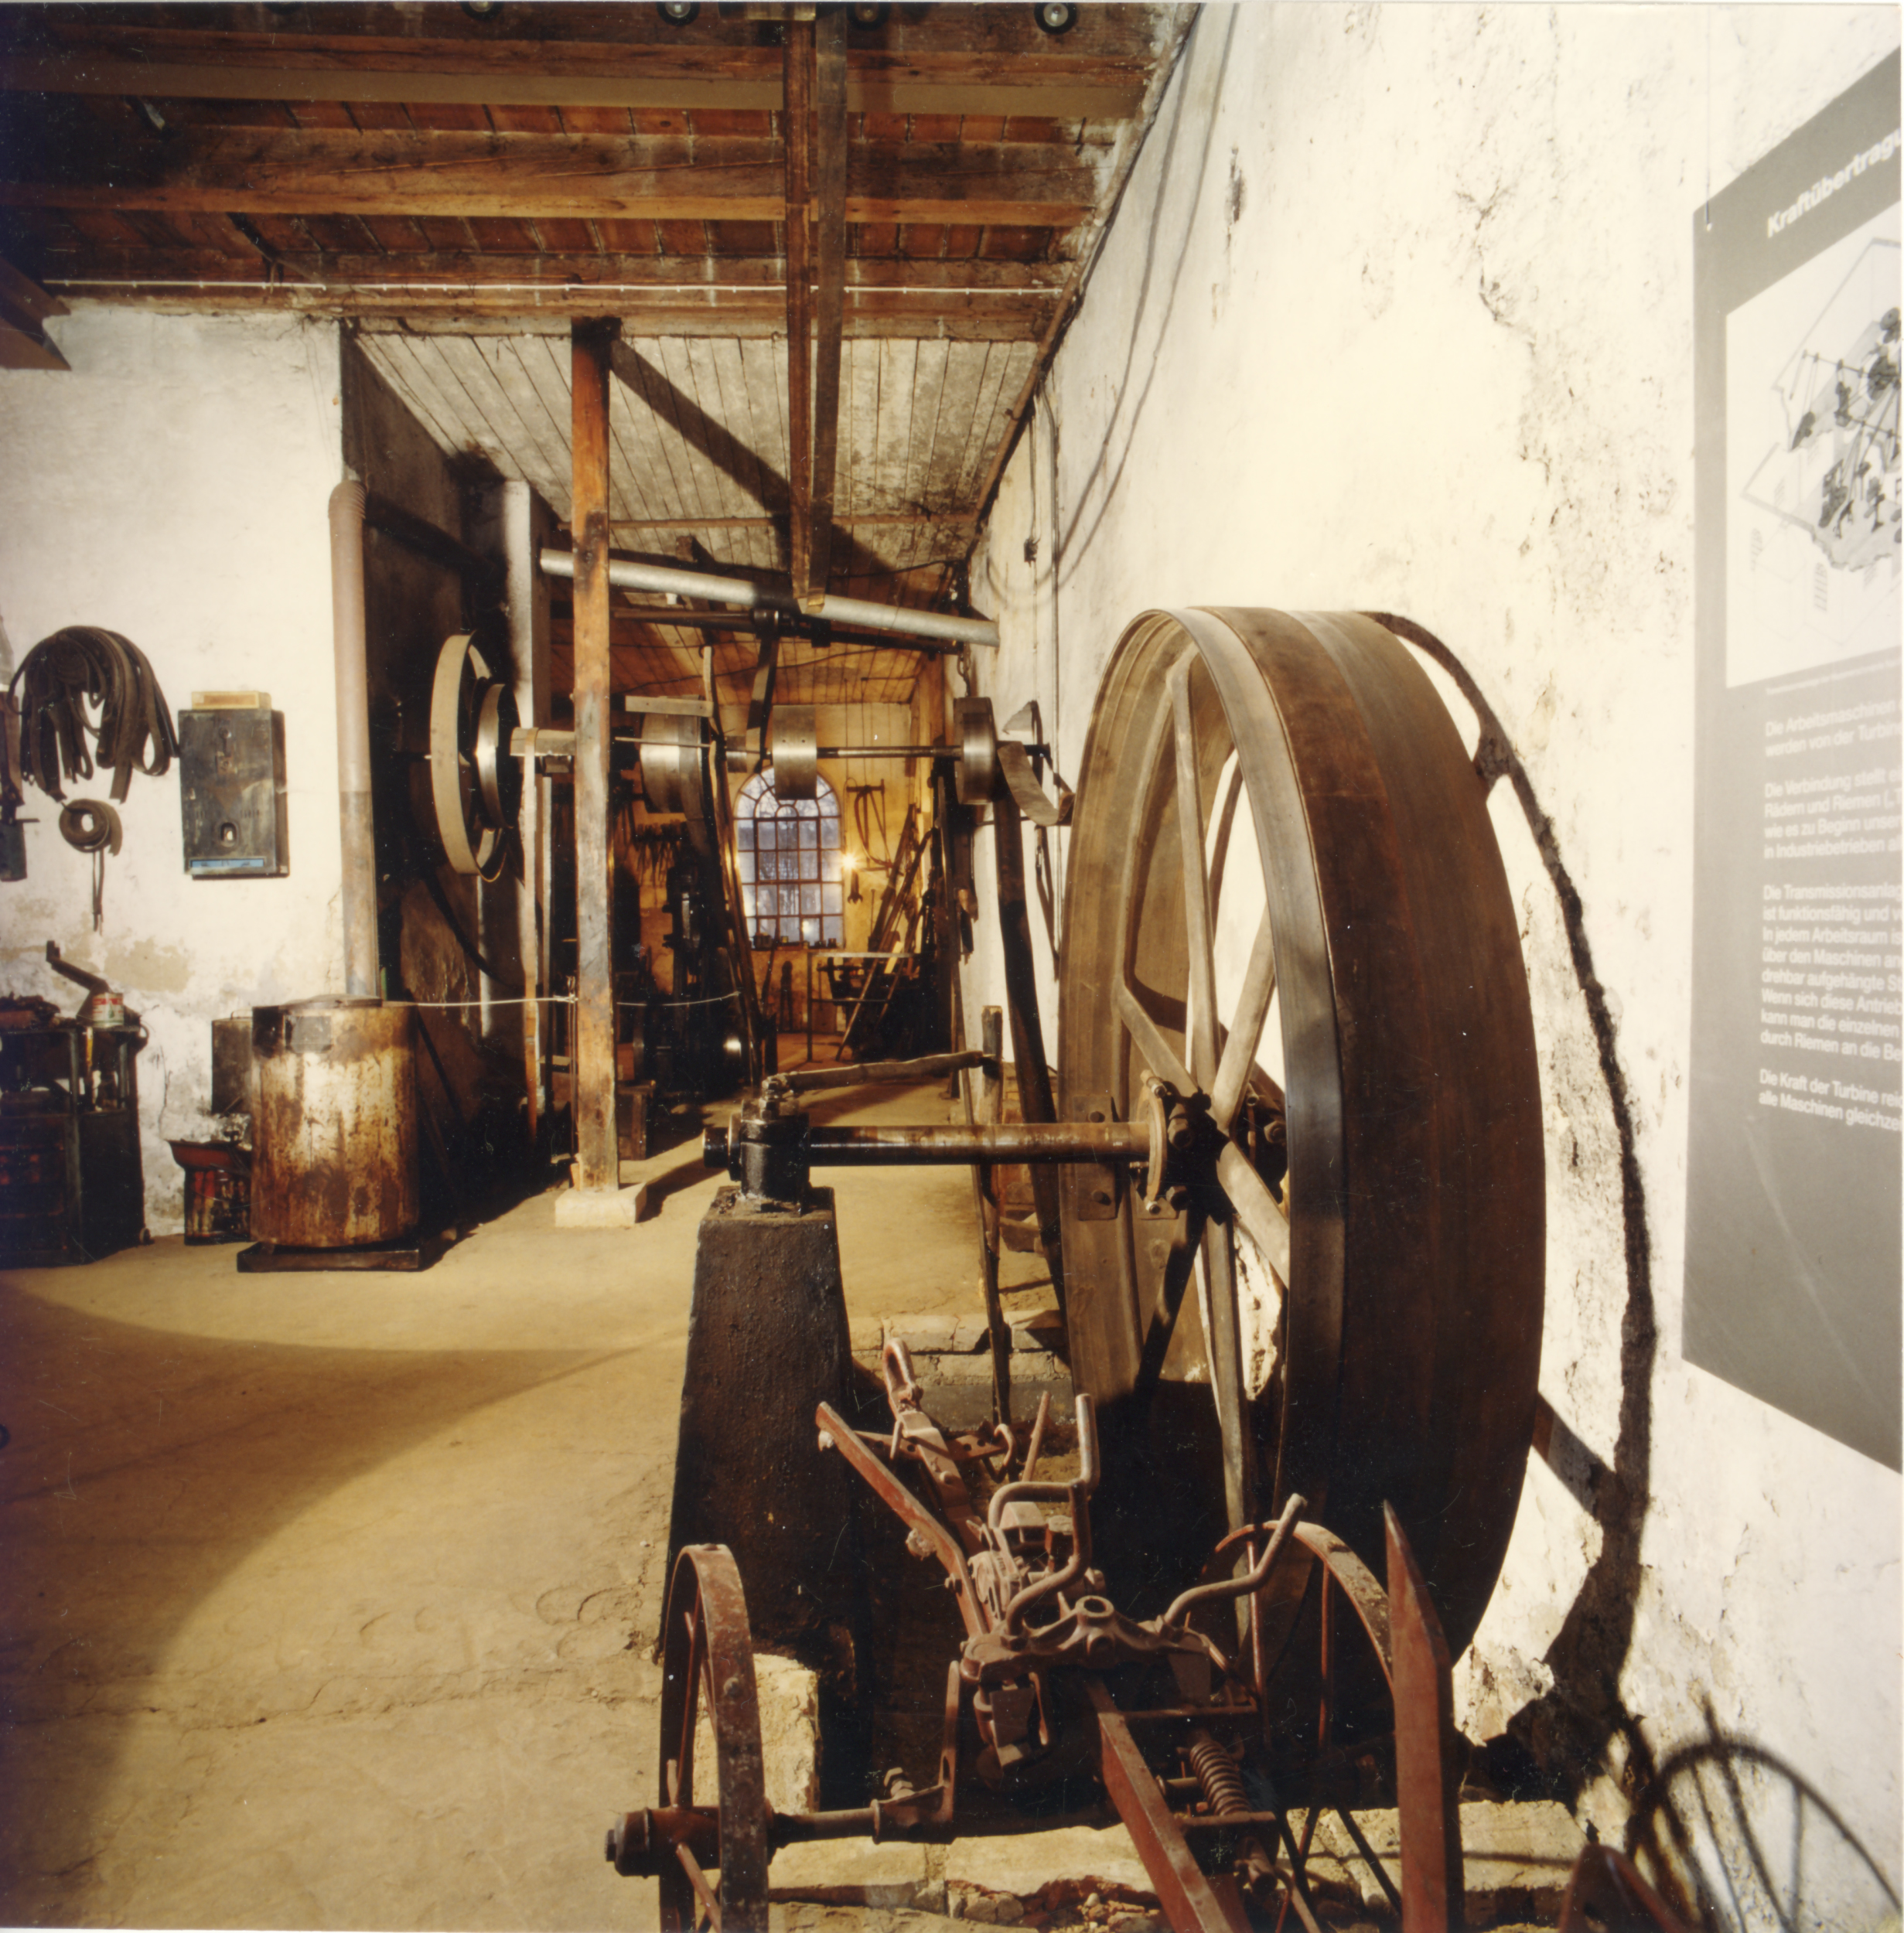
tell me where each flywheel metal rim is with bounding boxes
[1057,606,1543,1657]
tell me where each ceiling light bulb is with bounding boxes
[656,1,700,22]
[1033,2,1078,34]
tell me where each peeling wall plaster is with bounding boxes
[967,2,1901,1897]
[0,309,346,1236]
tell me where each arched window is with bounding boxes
[735,769,844,946]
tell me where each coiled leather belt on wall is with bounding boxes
[8,626,175,922]
[9,626,177,803]
[58,798,123,930]
[57,799,122,856]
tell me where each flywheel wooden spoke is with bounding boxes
[1196,1216,1253,1532]
[1203,755,1247,914]
[1114,977,1195,1099]
[668,1600,705,1808]
[1169,653,1220,1089]
[1058,607,1543,1659]
[674,1842,722,1931]
[1210,909,1275,1134]
[1216,1143,1291,1284]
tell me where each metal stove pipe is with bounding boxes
[328,479,380,997]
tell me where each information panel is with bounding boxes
[1687,53,1901,1469]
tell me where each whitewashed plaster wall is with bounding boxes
[966,2,1902,1900]
[0,308,346,1236]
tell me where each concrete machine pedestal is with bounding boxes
[664,1181,861,1654]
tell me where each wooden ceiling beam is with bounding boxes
[0,255,70,368]
[11,8,1169,88]
[0,52,1145,121]
[0,131,1102,224]
[24,251,1068,293]
[28,3,1169,53]
[0,316,69,370]
[602,338,957,589]
[29,276,1058,338]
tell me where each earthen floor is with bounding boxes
[0,1079,1064,1930]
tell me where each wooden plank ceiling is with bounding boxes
[0,2,1193,714]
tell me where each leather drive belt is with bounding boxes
[58,799,123,855]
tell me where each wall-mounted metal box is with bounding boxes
[179,692,288,878]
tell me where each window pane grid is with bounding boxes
[736,769,845,945]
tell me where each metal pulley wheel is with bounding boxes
[476,681,521,831]
[428,633,518,880]
[638,714,708,829]
[954,697,999,806]
[1058,608,1543,1660]
[765,702,818,801]
[634,707,770,1083]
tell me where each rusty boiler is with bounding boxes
[250,997,418,1247]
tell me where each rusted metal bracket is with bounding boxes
[1388,1503,1463,1933]
[1063,1092,1123,1222]
[817,1398,985,1640]
[1090,1682,1254,1933]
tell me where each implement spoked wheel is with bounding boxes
[1057,609,1544,1662]
[657,1545,769,1932]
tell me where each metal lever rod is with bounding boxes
[804,741,1048,761]
[803,1123,1148,1166]
[765,1049,989,1096]
[704,1117,1148,1175]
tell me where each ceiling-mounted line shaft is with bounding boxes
[537,548,998,649]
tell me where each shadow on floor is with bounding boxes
[0,1278,597,1921]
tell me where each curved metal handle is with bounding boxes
[881,1338,923,1410]
[998,1395,1099,1636]
[1158,1492,1305,1631]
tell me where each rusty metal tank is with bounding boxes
[250,997,418,1246]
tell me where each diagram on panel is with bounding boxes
[1727,216,1901,687]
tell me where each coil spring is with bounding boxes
[1187,1729,1248,1816]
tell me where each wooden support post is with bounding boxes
[571,316,619,1192]
[807,8,848,605]
[783,20,814,599]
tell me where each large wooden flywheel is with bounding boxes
[1057,608,1544,1658]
